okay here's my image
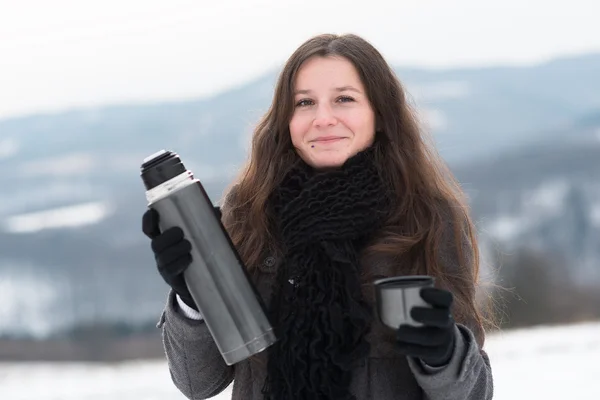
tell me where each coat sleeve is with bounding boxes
[407,323,494,400]
[157,290,234,399]
[408,208,494,399]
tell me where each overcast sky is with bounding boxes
[1,0,599,120]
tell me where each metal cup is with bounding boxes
[374,275,435,329]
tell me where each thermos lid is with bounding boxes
[141,150,187,190]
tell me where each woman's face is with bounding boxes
[289,56,376,169]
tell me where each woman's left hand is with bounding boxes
[395,287,456,367]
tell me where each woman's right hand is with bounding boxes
[142,208,197,310]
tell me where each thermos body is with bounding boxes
[141,150,276,365]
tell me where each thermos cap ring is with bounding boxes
[141,150,187,190]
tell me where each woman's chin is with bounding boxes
[306,150,353,170]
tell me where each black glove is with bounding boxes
[141,206,222,311]
[395,287,456,367]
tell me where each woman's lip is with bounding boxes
[312,137,346,142]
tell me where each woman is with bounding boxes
[142,33,494,399]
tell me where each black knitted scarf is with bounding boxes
[262,147,390,400]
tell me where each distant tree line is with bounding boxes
[487,245,600,329]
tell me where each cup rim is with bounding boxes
[373,275,434,288]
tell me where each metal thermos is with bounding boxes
[140,149,276,365]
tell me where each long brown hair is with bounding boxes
[221,33,491,347]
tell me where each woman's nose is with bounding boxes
[313,104,337,128]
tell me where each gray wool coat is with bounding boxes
[157,261,494,400]
[157,185,493,399]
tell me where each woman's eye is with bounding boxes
[295,99,314,107]
[337,96,355,103]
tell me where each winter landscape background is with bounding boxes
[4,321,599,399]
[1,1,600,397]
[1,52,599,345]
[1,52,599,398]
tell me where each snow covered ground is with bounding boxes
[1,321,599,400]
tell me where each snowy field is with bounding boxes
[1,321,599,400]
